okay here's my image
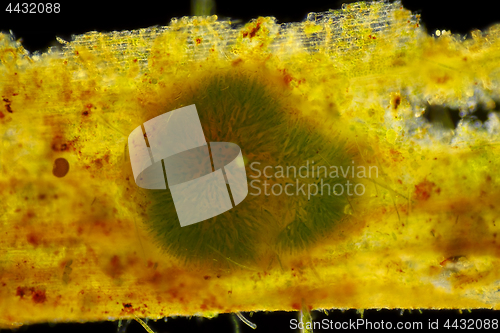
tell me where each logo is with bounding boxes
[128,104,248,227]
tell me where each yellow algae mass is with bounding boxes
[0,0,500,328]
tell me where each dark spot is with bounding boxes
[203,275,211,280]
[195,38,202,45]
[123,303,132,308]
[392,95,401,110]
[414,179,436,201]
[94,158,103,169]
[283,73,293,85]
[16,286,30,298]
[249,23,261,38]
[231,58,243,66]
[16,286,46,303]
[32,289,47,303]
[243,21,261,38]
[53,158,70,178]
[424,102,495,129]
[52,135,78,152]
[51,142,68,151]
[82,104,92,116]
[424,104,459,129]
[280,69,293,86]
[440,255,465,266]
[3,98,13,113]
[27,233,41,246]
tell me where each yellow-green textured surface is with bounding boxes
[1,0,500,328]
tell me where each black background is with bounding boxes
[0,0,499,332]
[0,0,499,53]
[3,309,500,332]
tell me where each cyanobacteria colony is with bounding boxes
[1,0,500,328]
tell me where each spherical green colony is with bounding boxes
[143,73,357,269]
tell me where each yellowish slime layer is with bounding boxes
[0,0,500,327]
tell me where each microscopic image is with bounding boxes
[0,0,499,332]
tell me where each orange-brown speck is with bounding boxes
[52,158,70,178]
[414,179,436,201]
